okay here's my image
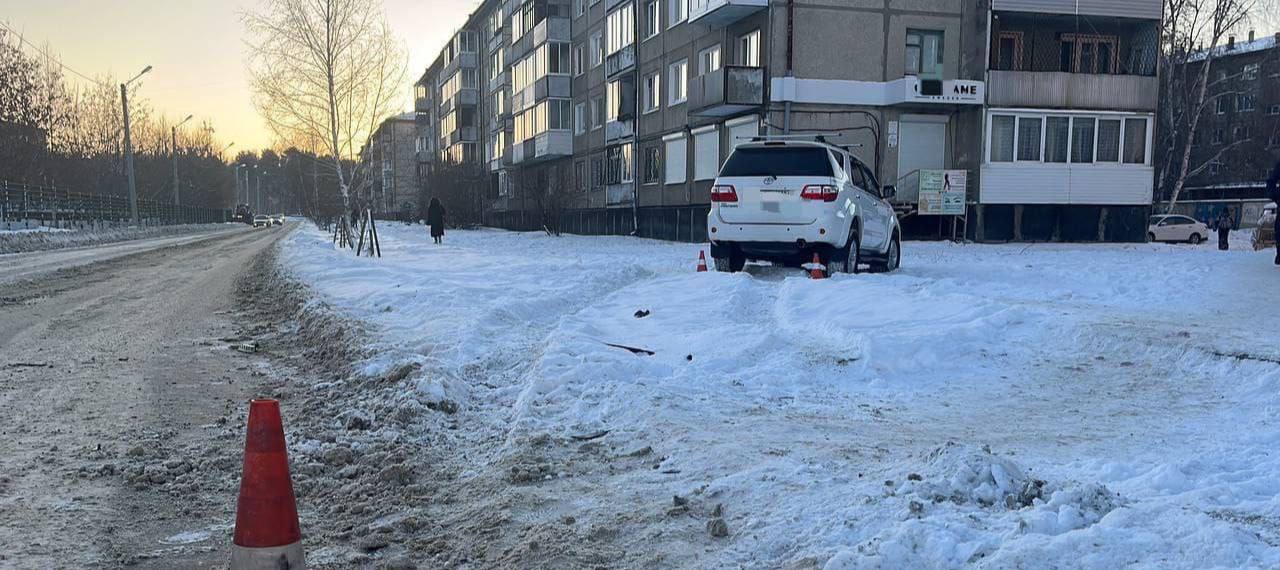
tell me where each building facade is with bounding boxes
[358,113,418,217]
[414,0,1164,242]
[1176,31,1280,225]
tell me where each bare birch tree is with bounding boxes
[1159,0,1255,211]
[242,0,407,208]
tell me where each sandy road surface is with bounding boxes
[0,224,294,568]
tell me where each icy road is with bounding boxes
[278,224,1280,569]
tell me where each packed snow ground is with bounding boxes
[283,223,1280,569]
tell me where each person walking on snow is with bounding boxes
[1268,160,1280,265]
[427,197,446,245]
[1216,208,1233,251]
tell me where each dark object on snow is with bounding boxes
[633,309,650,318]
[685,354,693,361]
[570,430,610,441]
[427,197,446,244]
[1217,209,1233,251]
[1268,160,1280,264]
[603,342,655,356]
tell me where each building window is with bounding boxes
[1122,118,1147,164]
[1212,128,1224,145]
[1269,133,1280,147]
[644,0,660,40]
[664,135,686,184]
[591,96,604,130]
[1016,117,1041,161]
[694,127,719,180]
[575,0,585,17]
[573,44,585,76]
[1234,126,1250,141]
[590,32,604,67]
[1243,63,1260,80]
[607,144,633,184]
[669,59,688,103]
[546,42,571,75]
[643,146,660,184]
[996,31,1023,71]
[1217,96,1231,114]
[607,4,634,56]
[1238,94,1256,112]
[591,155,605,188]
[1070,117,1095,163]
[737,30,760,67]
[668,0,686,28]
[906,29,943,77]
[990,115,1015,162]
[1096,119,1121,162]
[1060,34,1118,74]
[575,161,585,190]
[1045,117,1069,163]
[643,72,661,113]
[574,102,586,135]
[698,44,721,76]
[1209,161,1222,175]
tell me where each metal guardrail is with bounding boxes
[0,180,231,228]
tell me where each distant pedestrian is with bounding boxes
[427,197,446,245]
[1216,209,1233,251]
[1268,160,1280,265]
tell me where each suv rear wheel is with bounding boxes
[713,248,746,273]
[827,231,860,275]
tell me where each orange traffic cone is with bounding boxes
[696,251,708,272]
[806,253,826,279]
[231,399,304,569]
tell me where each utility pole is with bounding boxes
[171,114,193,206]
[120,66,151,225]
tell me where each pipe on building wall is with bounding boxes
[783,0,794,133]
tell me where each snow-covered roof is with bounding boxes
[1188,32,1278,62]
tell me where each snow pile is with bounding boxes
[0,222,235,254]
[281,223,1280,569]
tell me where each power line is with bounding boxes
[0,20,110,88]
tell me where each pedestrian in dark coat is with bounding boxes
[1268,160,1280,265]
[427,197,446,245]
[1217,209,1233,251]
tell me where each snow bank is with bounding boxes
[0,222,236,254]
[283,223,1280,569]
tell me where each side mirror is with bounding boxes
[882,185,897,199]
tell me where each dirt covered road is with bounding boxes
[0,225,295,568]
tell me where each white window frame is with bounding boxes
[590,32,604,68]
[663,133,687,184]
[737,30,760,67]
[669,59,688,104]
[693,125,719,181]
[643,72,662,114]
[985,110,1152,166]
[644,0,661,40]
[668,0,687,28]
[698,44,721,76]
[574,102,587,135]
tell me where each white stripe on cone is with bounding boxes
[231,542,305,569]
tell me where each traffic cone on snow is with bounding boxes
[696,250,708,272]
[805,253,826,280]
[231,399,305,569]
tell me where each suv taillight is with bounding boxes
[711,185,738,203]
[801,184,838,203]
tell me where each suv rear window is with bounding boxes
[719,147,834,177]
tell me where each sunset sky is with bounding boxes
[3,0,480,152]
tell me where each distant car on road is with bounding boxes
[707,137,901,275]
[271,215,284,226]
[1147,214,1209,244]
[253,215,271,228]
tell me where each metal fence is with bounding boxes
[0,180,231,229]
[486,205,711,243]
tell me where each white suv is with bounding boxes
[707,139,901,274]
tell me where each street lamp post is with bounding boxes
[171,114,193,207]
[121,65,152,225]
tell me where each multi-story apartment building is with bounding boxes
[979,0,1161,241]
[1178,31,1280,222]
[415,0,1163,242]
[358,113,418,217]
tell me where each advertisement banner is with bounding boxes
[918,170,967,216]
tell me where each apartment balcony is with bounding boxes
[511,75,571,114]
[445,126,478,147]
[606,183,634,206]
[991,0,1160,19]
[689,66,764,117]
[488,31,506,54]
[489,147,510,172]
[987,70,1158,112]
[533,17,569,46]
[688,0,767,29]
[441,52,478,79]
[606,45,636,79]
[489,70,509,93]
[511,131,572,165]
[415,96,433,113]
[605,118,633,142]
[438,88,479,116]
[604,0,629,11]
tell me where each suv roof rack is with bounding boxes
[749,132,843,144]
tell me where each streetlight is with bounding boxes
[121,65,152,225]
[171,114,193,206]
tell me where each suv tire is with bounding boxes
[1188,233,1202,245]
[868,233,901,273]
[713,248,746,273]
[828,230,860,275]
